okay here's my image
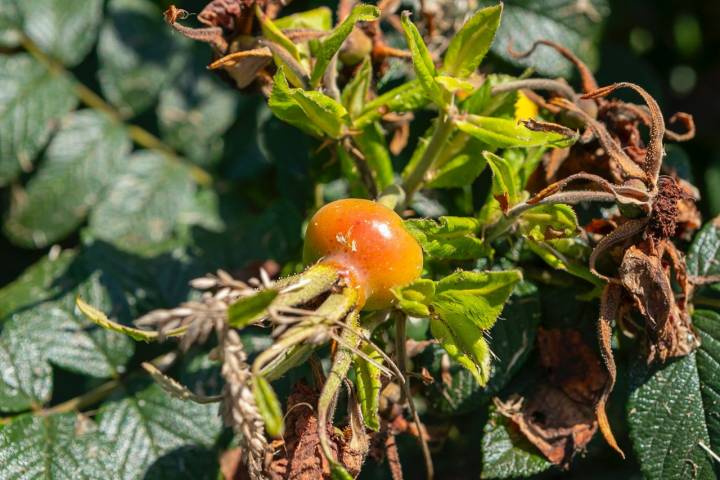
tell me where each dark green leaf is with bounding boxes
[0,413,117,479]
[253,375,285,437]
[405,216,488,260]
[19,0,103,66]
[353,344,384,430]
[98,0,186,116]
[99,380,222,480]
[479,0,609,77]
[0,330,52,412]
[0,0,22,47]
[695,310,720,453]
[0,54,77,185]
[688,217,720,278]
[88,151,196,248]
[4,110,131,248]
[310,4,380,86]
[228,289,279,328]
[401,12,445,106]
[442,4,503,78]
[481,405,552,478]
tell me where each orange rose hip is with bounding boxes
[303,199,423,310]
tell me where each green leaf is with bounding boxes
[483,151,521,212]
[442,4,503,78]
[4,110,131,248]
[19,0,103,66]
[628,351,716,479]
[354,122,394,189]
[99,379,222,480]
[310,4,380,86]
[695,310,720,453]
[519,204,579,241]
[157,52,239,166]
[268,69,323,137]
[0,54,77,186]
[0,330,52,412]
[227,289,279,328]
[526,238,601,287]
[401,12,445,106]
[0,413,118,479]
[405,216,487,261]
[428,153,487,188]
[354,344,384,431]
[88,151,196,248]
[457,115,576,148]
[355,80,428,128]
[481,404,552,478]
[0,0,22,47]
[331,463,354,480]
[480,0,609,77]
[430,315,491,385]
[688,217,720,278]
[98,0,186,116]
[253,375,285,437]
[341,57,372,118]
[392,279,436,317]
[256,4,301,61]
[274,6,333,31]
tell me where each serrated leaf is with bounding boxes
[401,12,445,106]
[688,217,720,279]
[480,0,609,77]
[428,153,488,189]
[0,54,77,185]
[442,4,502,78]
[457,115,576,149]
[354,344,384,431]
[519,204,579,241]
[405,216,487,260]
[157,51,238,166]
[341,57,372,118]
[628,351,717,479]
[4,110,131,248]
[0,331,52,412]
[481,404,552,479]
[430,315,491,385]
[227,289,278,328]
[695,310,720,452]
[88,151,195,248]
[482,151,521,213]
[253,375,285,437]
[355,80,428,128]
[274,7,333,31]
[310,4,380,86]
[268,69,323,137]
[98,379,222,480]
[98,0,186,116]
[0,413,118,479]
[19,0,103,66]
[392,279,435,317]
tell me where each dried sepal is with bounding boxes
[142,362,223,404]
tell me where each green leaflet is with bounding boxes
[483,151,521,213]
[442,4,503,78]
[274,6,333,31]
[435,270,522,318]
[310,4,380,87]
[405,216,488,261]
[428,153,487,188]
[519,204,579,241]
[457,115,577,148]
[526,238,602,287]
[354,122,394,190]
[227,289,278,328]
[355,80,428,128]
[353,344,384,431]
[401,12,445,107]
[392,279,436,317]
[253,375,285,438]
[269,69,349,138]
[430,315,491,385]
[341,57,372,118]
[255,4,300,61]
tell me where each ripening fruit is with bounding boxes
[303,199,423,310]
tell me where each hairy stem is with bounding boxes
[19,34,212,187]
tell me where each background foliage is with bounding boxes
[0,0,719,478]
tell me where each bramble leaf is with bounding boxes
[0,54,77,186]
[0,330,52,412]
[442,4,503,78]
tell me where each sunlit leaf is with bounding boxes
[442,4,503,78]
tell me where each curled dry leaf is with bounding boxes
[496,328,607,466]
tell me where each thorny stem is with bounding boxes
[402,114,456,206]
[19,34,213,187]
